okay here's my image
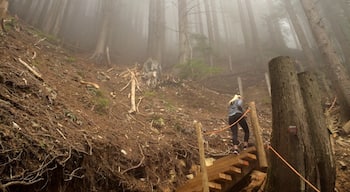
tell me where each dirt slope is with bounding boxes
[0,19,349,192]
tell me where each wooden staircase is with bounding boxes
[176,147,258,192]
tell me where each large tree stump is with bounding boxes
[298,71,336,192]
[266,56,316,192]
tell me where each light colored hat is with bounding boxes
[229,94,241,104]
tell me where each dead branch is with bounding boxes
[121,144,145,174]
[64,167,84,181]
[56,128,66,140]
[34,37,46,46]
[1,178,44,189]
[128,70,137,114]
[59,147,72,165]
[327,97,337,113]
[106,67,114,73]
[136,96,143,112]
[18,58,43,81]
[31,51,37,60]
[83,134,93,155]
[80,80,100,89]
[120,80,131,92]
[99,71,110,80]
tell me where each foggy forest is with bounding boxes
[9,0,350,74]
[1,0,350,191]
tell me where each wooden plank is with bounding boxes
[212,147,256,165]
[225,166,241,174]
[208,182,222,190]
[221,161,259,192]
[242,153,257,161]
[219,173,232,181]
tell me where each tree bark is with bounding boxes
[90,0,113,64]
[298,71,336,192]
[147,0,165,64]
[203,0,214,68]
[237,0,251,51]
[300,0,350,110]
[285,0,317,70]
[178,0,190,65]
[266,56,316,192]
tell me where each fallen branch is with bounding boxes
[106,67,114,73]
[18,58,43,81]
[98,71,110,80]
[34,37,46,46]
[56,128,66,140]
[80,80,100,89]
[120,80,131,92]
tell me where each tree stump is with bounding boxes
[266,56,316,192]
[298,71,336,192]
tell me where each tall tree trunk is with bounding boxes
[265,0,288,52]
[210,0,219,50]
[220,0,234,71]
[178,0,190,65]
[42,0,60,33]
[52,0,69,37]
[90,0,113,64]
[237,0,252,50]
[147,0,165,64]
[319,0,350,71]
[285,0,317,70]
[266,56,316,192]
[203,0,214,68]
[298,71,336,192]
[245,0,263,65]
[196,0,204,35]
[300,0,350,110]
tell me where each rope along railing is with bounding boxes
[268,145,320,192]
[204,108,251,135]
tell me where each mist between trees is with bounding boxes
[7,0,350,82]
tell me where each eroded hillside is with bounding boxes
[0,19,349,192]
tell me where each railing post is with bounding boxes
[194,120,209,192]
[249,101,268,170]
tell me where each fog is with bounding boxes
[7,0,350,75]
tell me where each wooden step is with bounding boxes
[225,166,241,174]
[176,147,258,192]
[214,173,232,182]
[209,182,222,190]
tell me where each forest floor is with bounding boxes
[0,19,350,192]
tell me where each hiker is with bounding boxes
[228,94,250,154]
